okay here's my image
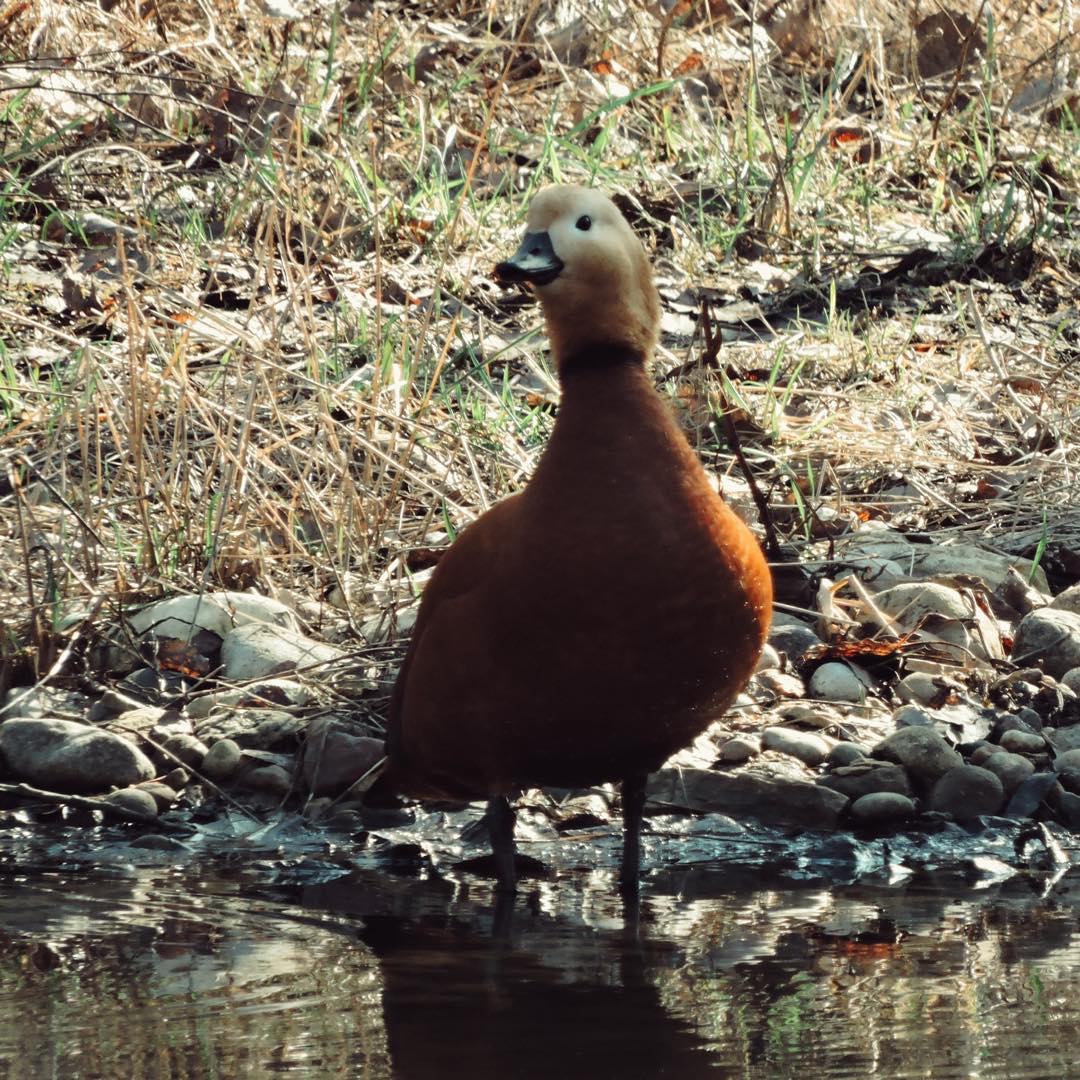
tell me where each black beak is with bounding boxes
[494,230,563,287]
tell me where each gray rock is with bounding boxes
[968,742,995,766]
[220,623,344,681]
[928,765,1004,820]
[980,751,1035,793]
[761,727,830,766]
[2,686,87,720]
[360,601,420,644]
[1051,583,1080,616]
[185,679,314,720]
[129,591,299,641]
[835,555,907,589]
[808,662,866,704]
[998,729,1046,754]
[195,708,306,750]
[873,727,962,784]
[1012,608,1080,678]
[129,834,193,852]
[768,622,822,660]
[0,718,155,794]
[879,581,1003,661]
[717,735,761,764]
[164,767,189,789]
[301,717,385,795]
[819,762,912,800]
[647,768,849,830]
[159,733,208,768]
[754,644,781,672]
[136,782,180,810]
[835,532,1048,592]
[1046,726,1080,754]
[850,792,915,825]
[201,738,241,781]
[241,764,292,796]
[104,787,159,818]
[1005,771,1058,817]
[1062,668,1080,695]
[896,672,960,708]
[1053,748,1080,794]
[826,742,866,767]
[1055,788,1080,829]
[754,670,806,699]
[893,704,936,728]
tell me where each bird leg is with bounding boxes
[619,774,647,892]
[487,795,518,894]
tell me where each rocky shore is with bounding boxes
[3,524,1080,864]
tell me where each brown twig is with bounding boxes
[698,301,783,558]
[0,781,190,829]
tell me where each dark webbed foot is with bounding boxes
[487,795,518,894]
[619,774,647,894]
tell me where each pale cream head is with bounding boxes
[498,185,660,368]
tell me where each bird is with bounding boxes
[384,184,772,893]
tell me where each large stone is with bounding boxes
[928,765,1004,820]
[980,751,1035,794]
[768,621,822,660]
[105,787,159,818]
[0,718,155,794]
[761,727,830,766]
[819,762,912,800]
[240,764,293,797]
[835,531,1049,593]
[129,591,299,640]
[220,623,344,681]
[717,735,761,764]
[201,738,241,782]
[826,742,867,767]
[185,679,313,720]
[873,727,962,785]
[302,717,385,796]
[1053,748,1080,794]
[808,662,867,703]
[1051,583,1080,616]
[647,768,849,830]
[998,729,1046,754]
[850,792,915,825]
[1005,772,1058,818]
[195,708,306,750]
[1046,726,1080,753]
[1012,609,1080,678]
[874,582,1003,660]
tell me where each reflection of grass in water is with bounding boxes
[1028,967,1047,1013]
[765,971,817,1056]
[901,989,930,1021]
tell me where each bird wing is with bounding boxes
[385,494,523,757]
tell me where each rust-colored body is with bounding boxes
[386,355,772,801]
[383,185,772,890]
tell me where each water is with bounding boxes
[2,820,1080,1079]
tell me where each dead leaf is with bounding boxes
[156,638,212,678]
[828,125,879,165]
[671,51,704,78]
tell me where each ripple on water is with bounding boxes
[1,827,1079,1078]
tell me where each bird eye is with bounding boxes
[575,215,592,231]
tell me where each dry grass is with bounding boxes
[1,0,1079,697]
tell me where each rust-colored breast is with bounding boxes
[386,358,772,800]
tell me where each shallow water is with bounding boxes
[2,815,1080,1079]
